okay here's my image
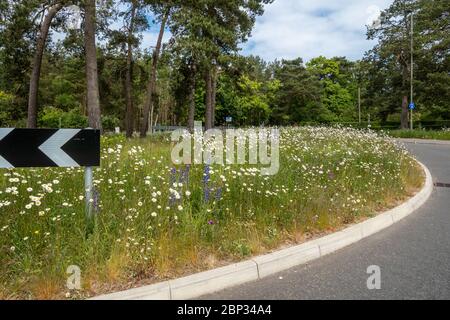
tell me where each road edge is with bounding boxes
[91,161,433,300]
[396,138,450,146]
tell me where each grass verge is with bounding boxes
[388,129,450,140]
[0,126,424,299]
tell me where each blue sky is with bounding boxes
[135,0,393,62]
[236,0,394,61]
[57,0,394,62]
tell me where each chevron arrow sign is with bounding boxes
[0,128,100,168]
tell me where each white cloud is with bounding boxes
[51,0,391,62]
[241,0,393,62]
[140,29,171,51]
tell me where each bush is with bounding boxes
[38,107,88,128]
[38,108,122,131]
[0,91,15,127]
[101,115,120,132]
[54,93,79,110]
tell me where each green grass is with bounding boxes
[388,129,450,140]
[0,127,423,299]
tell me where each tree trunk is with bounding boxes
[84,0,102,130]
[140,9,169,138]
[188,65,197,132]
[211,66,217,128]
[27,3,62,128]
[125,3,136,138]
[205,67,213,130]
[401,95,409,129]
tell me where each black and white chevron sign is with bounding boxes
[0,128,100,168]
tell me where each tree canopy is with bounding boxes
[0,0,448,130]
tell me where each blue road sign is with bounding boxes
[225,116,232,123]
[409,102,416,110]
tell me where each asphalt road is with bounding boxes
[201,141,450,300]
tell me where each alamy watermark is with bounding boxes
[66,265,81,290]
[366,265,381,290]
[171,122,280,175]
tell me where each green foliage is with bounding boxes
[270,58,324,124]
[235,75,271,125]
[54,93,79,110]
[364,0,450,122]
[38,106,120,131]
[101,114,121,131]
[307,56,357,122]
[0,0,448,130]
[307,56,341,81]
[170,0,273,68]
[0,0,38,120]
[38,107,88,128]
[0,90,16,126]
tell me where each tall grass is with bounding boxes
[0,127,423,299]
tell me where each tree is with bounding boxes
[140,4,170,137]
[413,0,450,120]
[169,1,212,129]
[306,56,357,122]
[0,0,40,124]
[27,2,63,128]
[187,62,197,131]
[123,1,137,137]
[169,0,272,130]
[235,75,272,125]
[270,58,323,124]
[115,0,147,137]
[367,0,418,128]
[84,0,102,129]
[364,0,449,125]
[2,0,447,131]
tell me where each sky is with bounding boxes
[237,0,394,62]
[133,0,394,62]
[58,0,394,63]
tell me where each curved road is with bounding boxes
[202,141,450,300]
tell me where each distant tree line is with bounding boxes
[0,0,448,134]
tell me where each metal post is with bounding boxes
[84,126,95,234]
[85,166,93,221]
[410,12,414,130]
[358,87,361,124]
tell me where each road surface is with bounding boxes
[201,141,450,300]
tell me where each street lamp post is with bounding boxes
[410,12,414,130]
[358,87,361,124]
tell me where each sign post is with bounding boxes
[358,87,361,125]
[409,102,415,130]
[0,128,100,232]
[410,12,414,130]
[84,165,94,229]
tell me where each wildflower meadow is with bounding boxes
[0,127,423,299]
